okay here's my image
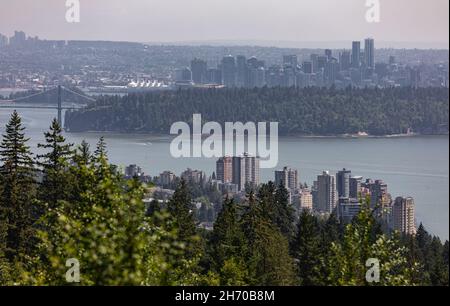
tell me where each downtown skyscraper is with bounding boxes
[352,41,361,68]
[190,58,207,84]
[364,38,375,69]
[221,55,236,87]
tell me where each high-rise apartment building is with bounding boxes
[349,176,363,198]
[324,49,332,61]
[275,166,299,190]
[325,59,339,85]
[181,168,204,184]
[282,65,296,87]
[174,67,192,82]
[315,171,337,213]
[206,68,222,84]
[9,30,26,47]
[352,41,361,68]
[367,179,389,209]
[244,153,260,189]
[232,153,260,191]
[337,197,362,223]
[393,197,416,235]
[216,156,233,183]
[364,38,375,69]
[125,164,143,177]
[221,55,236,87]
[236,55,248,87]
[302,61,313,74]
[283,55,298,68]
[0,34,8,48]
[317,56,327,70]
[339,50,351,71]
[337,168,351,198]
[190,58,207,84]
[232,156,245,191]
[299,189,313,211]
[159,171,176,187]
[310,54,319,72]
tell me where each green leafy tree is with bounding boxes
[219,257,249,286]
[328,202,419,285]
[37,141,206,285]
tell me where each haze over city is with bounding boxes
[0,0,448,48]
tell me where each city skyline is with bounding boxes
[0,0,448,49]
[152,156,418,236]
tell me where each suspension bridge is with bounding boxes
[0,85,96,126]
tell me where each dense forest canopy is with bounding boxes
[65,86,449,136]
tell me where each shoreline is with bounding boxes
[66,129,449,139]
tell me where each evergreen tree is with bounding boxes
[72,140,91,166]
[443,240,449,286]
[428,236,448,286]
[414,223,432,284]
[241,191,297,285]
[319,213,342,283]
[94,136,107,162]
[256,182,276,220]
[273,183,296,243]
[93,136,111,180]
[0,111,37,260]
[210,198,246,274]
[167,179,198,256]
[405,233,429,285]
[37,118,74,210]
[65,140,96,217]
[294,209,322,285]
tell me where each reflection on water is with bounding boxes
[0,108,448,240]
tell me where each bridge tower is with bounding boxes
[57,85,62,126]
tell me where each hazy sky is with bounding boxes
[0,0,448,47]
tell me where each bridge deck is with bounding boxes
[0,104,84,110]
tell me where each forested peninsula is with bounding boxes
[65,87,449,136]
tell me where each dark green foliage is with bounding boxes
[166,179,199,259]
[210,198,246,277]
[409,223,449,286]
[0,111,37,260]
[167,179,196,241]
[273,183,296,243]
[66,86,449,136]
[37,118,74,210]
[294,209,322,285]
[240,190,297,285]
